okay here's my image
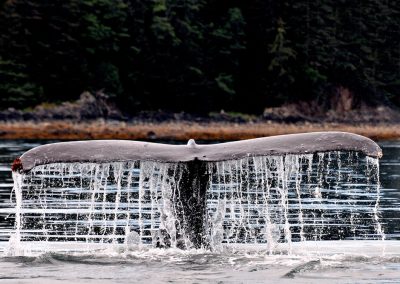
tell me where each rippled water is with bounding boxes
[0,140,400,283]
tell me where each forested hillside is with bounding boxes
[0,0,399,115]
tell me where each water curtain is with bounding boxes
[10,132,384,251]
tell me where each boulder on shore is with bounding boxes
[0,92,125,121]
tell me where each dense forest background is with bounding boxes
[0,0,399,115]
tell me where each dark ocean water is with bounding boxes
[0,139,399,283]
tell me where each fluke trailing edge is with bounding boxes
[13,132,382,173]
[9,131,384,249]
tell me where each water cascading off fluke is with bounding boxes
[9,132,383,251]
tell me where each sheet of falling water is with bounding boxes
[0,140,399,283]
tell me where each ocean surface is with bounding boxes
[0,139,399,283]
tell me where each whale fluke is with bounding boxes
[10,131,384,248]
[14,131,381,173]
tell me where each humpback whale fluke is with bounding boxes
[10,131,384,249]
[15,131,381,173]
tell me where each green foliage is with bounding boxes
[0,58,42,108]
[0,0,399,113]
[151,0,181,46]
[215,74,235,95]
[267,18,297,102]
[92,62,123,96]
[268,19,297,76]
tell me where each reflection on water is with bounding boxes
[379,141,400,240]
[0,139,399,282]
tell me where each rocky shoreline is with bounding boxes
[0,92,399,141]
[2,92,400,124]
[0,120,398,141]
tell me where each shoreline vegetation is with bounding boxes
[1,1,399,145]
[1,1,400,117]
[0,120,398,142]
[1,93,399,142]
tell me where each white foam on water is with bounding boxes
[0,240,399,283]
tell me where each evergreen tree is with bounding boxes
[0,0,398,113]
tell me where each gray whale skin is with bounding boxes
[16,131,382,173]
[12,131,383,248]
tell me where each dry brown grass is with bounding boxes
[0,120,398,141]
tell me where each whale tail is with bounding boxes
[10,132,383,249]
